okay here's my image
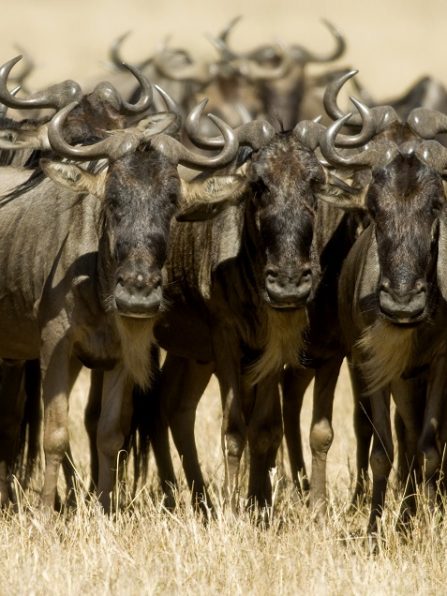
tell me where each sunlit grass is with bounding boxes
[0,366,446,595]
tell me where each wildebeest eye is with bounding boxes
[431,197,444,215]
[252,179,270,207]
[109,207,125,224]
[168,192,178,205]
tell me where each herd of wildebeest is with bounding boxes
[0,18,447,535]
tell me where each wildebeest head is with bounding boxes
[245,132,324,308]
[176,102,356,310]
[40,91,239,319]
[366,152,444,324]
[319,74,447,325]
[0,56,158,153]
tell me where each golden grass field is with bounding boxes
[1,1,447,594]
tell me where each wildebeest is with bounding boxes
[279,69,447,513]
[0,76,242,512]
[0,57,179,501]
[152,18,346,130]
[316,84,447,532]
[127,98,365,511]
[0,55,160,163]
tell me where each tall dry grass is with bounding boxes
[0,367,445,595]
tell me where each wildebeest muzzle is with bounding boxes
[265,265,312,309]
[114,266,162,318]
[378,278,427,324]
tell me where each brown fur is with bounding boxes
[247,308,307,385]
[114,316,155,389]
[356,320,415,393]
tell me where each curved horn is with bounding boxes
[154,84,180,116]
[323,69,358,121]
[152,113,240,169]
[0,85,19,118]
[153,50,212,85]
[323,69,400,132]
[293,119,326,150]
[289,20,346,64]
[11,46,35,86]
[154,84,182,135]
[293,98,376,150]
[219,15,243,44]
[206,16,243,60]
[407,108,447,139]
[0,56,83,110]
[109,32,132,70]
[414,140,447,172]
[185,98,275,150]
[48,102,141,161]
[320,112,398,168]
[414,139,447,172]
[118,63,153,115]
[235,46,293,81]
[109,32,153,73]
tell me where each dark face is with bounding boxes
[367,154,445,324]
[104,149,179,318]
[249,133,322,310]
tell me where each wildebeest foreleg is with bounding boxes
[391,377,424,521]
[368,388,393,534]
[40,348,81,509]
[247,373,283,509]
[85,369,103,491]
[309,355,343,513]
[281,366,314,493]
[96,364,133,512]
[0,362,26,506]
[349,359,374,506]
[165,354,214,510]
[418,349,447,506]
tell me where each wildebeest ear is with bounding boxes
[40,158,106,198]
[0,124,50,151]
[177,174,249,222]
[316,169,370,211]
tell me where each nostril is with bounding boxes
[299,269,312,285]
[415,280,426,293]
[265,268,279,281]
[380,279,391,292]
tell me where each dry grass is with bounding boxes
[0,366,445,596]
[1,1,447,594]
[2,465,447,595]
